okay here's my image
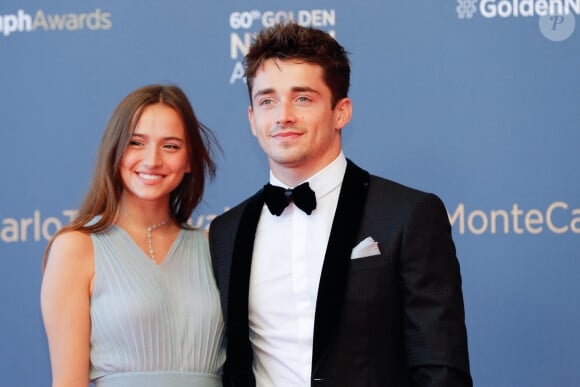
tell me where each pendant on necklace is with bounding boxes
[146,218,168,263]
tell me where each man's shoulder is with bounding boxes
[344,158,436,204]
[213,199,247,223]
[344,158,442,211]
[211,190,260,228]
[346,159,425,196]
[365,173,448,217]
[368,174,427,197]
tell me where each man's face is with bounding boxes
[248,59,351,184]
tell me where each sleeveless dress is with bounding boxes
[89,226,225,387]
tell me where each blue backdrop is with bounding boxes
[1,1,579,385]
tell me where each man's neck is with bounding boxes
[270,151,344,187]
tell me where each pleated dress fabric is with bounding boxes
[89,226,225,387]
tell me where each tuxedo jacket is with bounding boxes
[209,160,472,387]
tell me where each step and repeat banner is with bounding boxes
[1,1,578,385]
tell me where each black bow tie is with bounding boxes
[263,182,317,216]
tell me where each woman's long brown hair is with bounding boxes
[42,84,218,268]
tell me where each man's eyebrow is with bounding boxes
[252,86,320,100]
[252,88,275,100]
[291,86,320,94]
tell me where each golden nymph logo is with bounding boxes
[0,8,111,37]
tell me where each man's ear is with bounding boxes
[335,97,352,129]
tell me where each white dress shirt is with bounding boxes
[249,152,347,387]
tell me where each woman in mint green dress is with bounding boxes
[41,85,225,387]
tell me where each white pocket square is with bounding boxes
[350,236,381,259]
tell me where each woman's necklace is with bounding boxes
[146,218,168,263]
[121,208,169,263]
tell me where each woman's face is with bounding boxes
[120,103,190,204]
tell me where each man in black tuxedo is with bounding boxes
[209,21,472,387]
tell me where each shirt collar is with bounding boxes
[269,151,347,201]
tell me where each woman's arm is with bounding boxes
[41,231,94,387]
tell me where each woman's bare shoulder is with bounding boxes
[46,230,94,271]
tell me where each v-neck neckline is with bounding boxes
[113,225,184,266]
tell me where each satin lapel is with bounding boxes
[312,160,370,373]
[227,190,264,385]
